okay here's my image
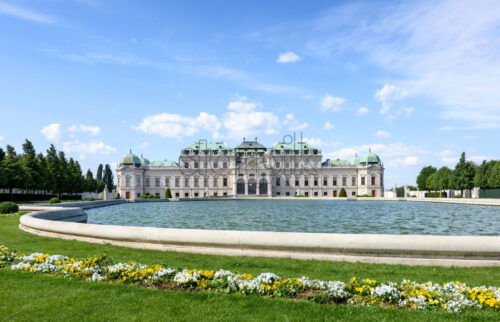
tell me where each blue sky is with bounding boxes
[1,0,499,188]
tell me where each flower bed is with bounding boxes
[1,246,499,312]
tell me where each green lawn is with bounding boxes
[1,213,499,321]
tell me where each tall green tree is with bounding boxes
[474,160,496,188]
[57,151,70,197]
[36,153,51,193]
[96,164,105,193]
[3,145,28,194]
[103,164,114,192]
[21,139,40,193]
[488,161,500,188]
[45,145,60,194]
[84,169,96,192]
[0,148,7,189]
[416,166,437,191]
[451,152,476,197]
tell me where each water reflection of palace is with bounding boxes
[116,138,384,199]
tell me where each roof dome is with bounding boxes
[120,150,141,166]
[359,149,381,165]
[139,154,150,166]
[350,153,360,165]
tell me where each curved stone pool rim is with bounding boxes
[18,199,500,267]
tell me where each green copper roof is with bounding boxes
[150,160,178,167]
[185,142,230,150]
[236,138,266,150]
[350,153,360,165]
[322,159,351,167]
[139,154,150,166]
[359,149,381,165]
[120,150,141,165]
[272,141,318,151]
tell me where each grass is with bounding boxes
[1,214,499,321]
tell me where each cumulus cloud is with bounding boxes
[324,121,334,130]
[320,93,345,112]
[41,123,64,142]
[375,84,409,102]
[326,142,427,163]
[69,124,101,136]
[63,140,117,159]
[276,51,302,63]
[289,122,308,131]
[223,101,279,139]
[357,107,369,116]
[0,136,4,141]
[304,137,339,147]
[133,112,221,139]
[387,156,422,167]
[376,130,391,138]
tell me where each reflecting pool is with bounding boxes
[86,200,500,236]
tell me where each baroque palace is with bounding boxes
[116,138,384,199]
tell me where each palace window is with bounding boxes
[295,162,299,168]
[145,177,150,187]
[304,161,309,168]
[285,162,290,168]
[352,176,356,186]
[155,192,160,197]
[135,176,140,187]
[136,193,140,198]
[275,161,280,168]
[223,162,228,169]
[126,176,131,187]
[314,177,318,186]
[371,176,376,185]
[204,177,208,187]
[286,192,290,196]
[295,179,299,186]
[155,177,160,187]
[184,162,189,168]
[165,177,170,187]
[213,161,218,168]
[194,162,199,169]
[304,178,309,186]
[323,178,328,186]
[204,162,208,169]
[285,177,290,186]
[333,177,337,186]
[175,177,180,187]
[342,177,347,186]
[213,177,218,187]
[323,191,328,196]
[184,177,189,187]
[361,177,366,185]
[194,177,199,187]
[276,177,281,186]
[223,177,228,187]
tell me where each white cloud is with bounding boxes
[41,123,64,142]
[304,137,339,147]
[223,108,279,139]
[289,122,308,131]
[140,142,149,148]
[357,107,369,116]
[276,51,302,63]
[0,2,54,24]
[401,107,414,117]
[133,112,221,139]
[227,101,261,113]
[436,149,458,164]
[326,142,427,161]
[376,130,391,138]
[387,156,422,167]
[320,93,345,112]
[439,126,455,131]
[63,140,116,158]
[324,121,334,130]
[0,136,3,141]
[285,113,295,121]
[69,124,101,136]
[375,84,409,102]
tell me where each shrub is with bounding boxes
[294,194,309,198]
[49,197,61,204]
[0,201,19,214]
[87,197,95,201]
[356,194,373,197]
[453,195,462,198]
[113,196,119,200]
[165,188,172,199]
[154,195,160,199]
[339,188,347,197]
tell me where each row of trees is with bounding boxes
[416,152,500,196]
[0,139,114,197]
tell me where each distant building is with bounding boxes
[116,137,384,199]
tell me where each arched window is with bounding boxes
[259,179,268,195]
[248,179,256,194]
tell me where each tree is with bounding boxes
[474,160,496,189]
[165,188,172,198]
[36,153,51,194]
[488,161,500,188]
[3,145,28,194]
[339,188,347,197]
[21,139,40,193]
[416,166,437,191]
[96,164,105,193]
[451,152,476,197]
[85,169,96,192]
[103,164,114,192]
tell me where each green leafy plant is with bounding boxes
[165,188,172,199]
[87,197,95,201]
[339,188,347,197]
[0,202,19,214]
[49,197,61,204]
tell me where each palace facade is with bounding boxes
[116,138,384,199]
